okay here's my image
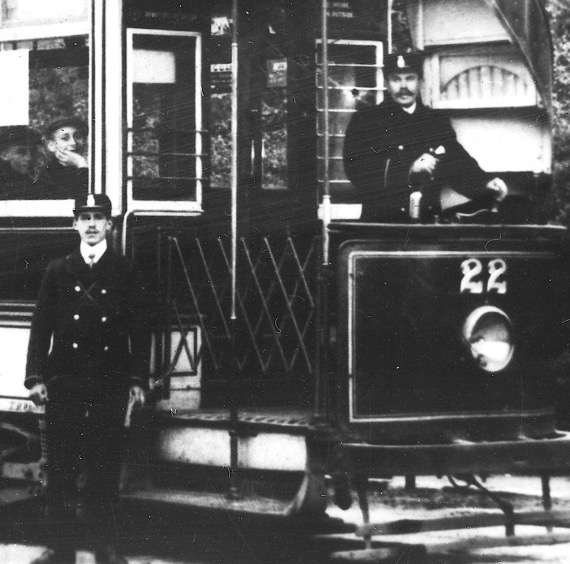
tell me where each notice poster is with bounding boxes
[0,50,29,126]
[327,0,388,39]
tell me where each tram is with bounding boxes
[1,0,569,523]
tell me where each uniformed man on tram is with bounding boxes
[343,51,507,221]
[25,194,149,564]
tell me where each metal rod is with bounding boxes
[231,0,239,322]
[387,0,394,54]
[321,0,331,267]
[315,0,331,420]
[164,236,173,400]
[228,0,240,501]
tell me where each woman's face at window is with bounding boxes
[47,126,86,155]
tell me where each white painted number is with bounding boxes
[460,258,507,294]
[487,258,507,294]
[460,258,483,294]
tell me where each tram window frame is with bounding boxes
[0,23,90,217]
[316,39,383,196]
[126,28,203,214]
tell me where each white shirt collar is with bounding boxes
[80,239,107,265]
[402,102,417,114]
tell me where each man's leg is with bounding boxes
[82,400,127,564]
[32,398,86,564]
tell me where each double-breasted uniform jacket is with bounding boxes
[25,246,149,393]
[343,97,491,220]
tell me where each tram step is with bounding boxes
[131,409,314,472]
[122,487,294,516]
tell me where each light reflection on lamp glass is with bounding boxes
[463,306,514,372]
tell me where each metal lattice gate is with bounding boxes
[159,233,320,406]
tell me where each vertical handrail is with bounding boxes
[321,0,331,267]
[316,0,331,419]
[155,228,164,396]
[163,234,173,399]
[231,0,239,323]
[228,0,240,500]
[387,0,394,54]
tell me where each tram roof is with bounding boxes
[490,0,553,115]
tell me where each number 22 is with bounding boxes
[460,258,507,294]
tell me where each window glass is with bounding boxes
[209,11,288,191]
[209,15,231,189]
[261,79,287,190]
[0,35,89,201]
[317,40,383,195]
[129,32,200,202]
[0,0,88,28]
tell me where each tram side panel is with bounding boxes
[332,225,570,455]
[0,229,79,481]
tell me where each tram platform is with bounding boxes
[134,406,317,475]
[118,405,329,516]
[152,406,315,433]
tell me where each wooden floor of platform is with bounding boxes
[156,407,317,433]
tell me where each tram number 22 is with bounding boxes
[460,258,507,294]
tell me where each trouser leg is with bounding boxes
[81,401,127,551]
[44,399,87,560]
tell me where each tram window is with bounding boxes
[208,20,287,191]
[0,31,89,209]
[261,73,287,191]
[0,0,88,28]
[316,40,383,195]
[127,30,202,208]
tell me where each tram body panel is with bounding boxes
[334,224,570,447]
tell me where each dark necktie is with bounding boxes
[88,253,96,269]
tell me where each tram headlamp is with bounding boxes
[462,306,514,372]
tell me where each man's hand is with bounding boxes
[55,149,88,169]
[129,385,146,409]
[486,177,508,202]
[409,152,439,182]
[29,383,48,406]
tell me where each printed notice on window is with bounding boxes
[0,50,29,126]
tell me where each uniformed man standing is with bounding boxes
[343,51,507,221]
[25,194,148,564]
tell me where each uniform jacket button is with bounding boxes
[74,314,80,320]
[75,286,81,292]
[104,346,109,351]
[101,316,107,323]
[101,289,107,295]
[72,343,79,349]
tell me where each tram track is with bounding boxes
[3,475,570,562]
[319,475,570,563]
